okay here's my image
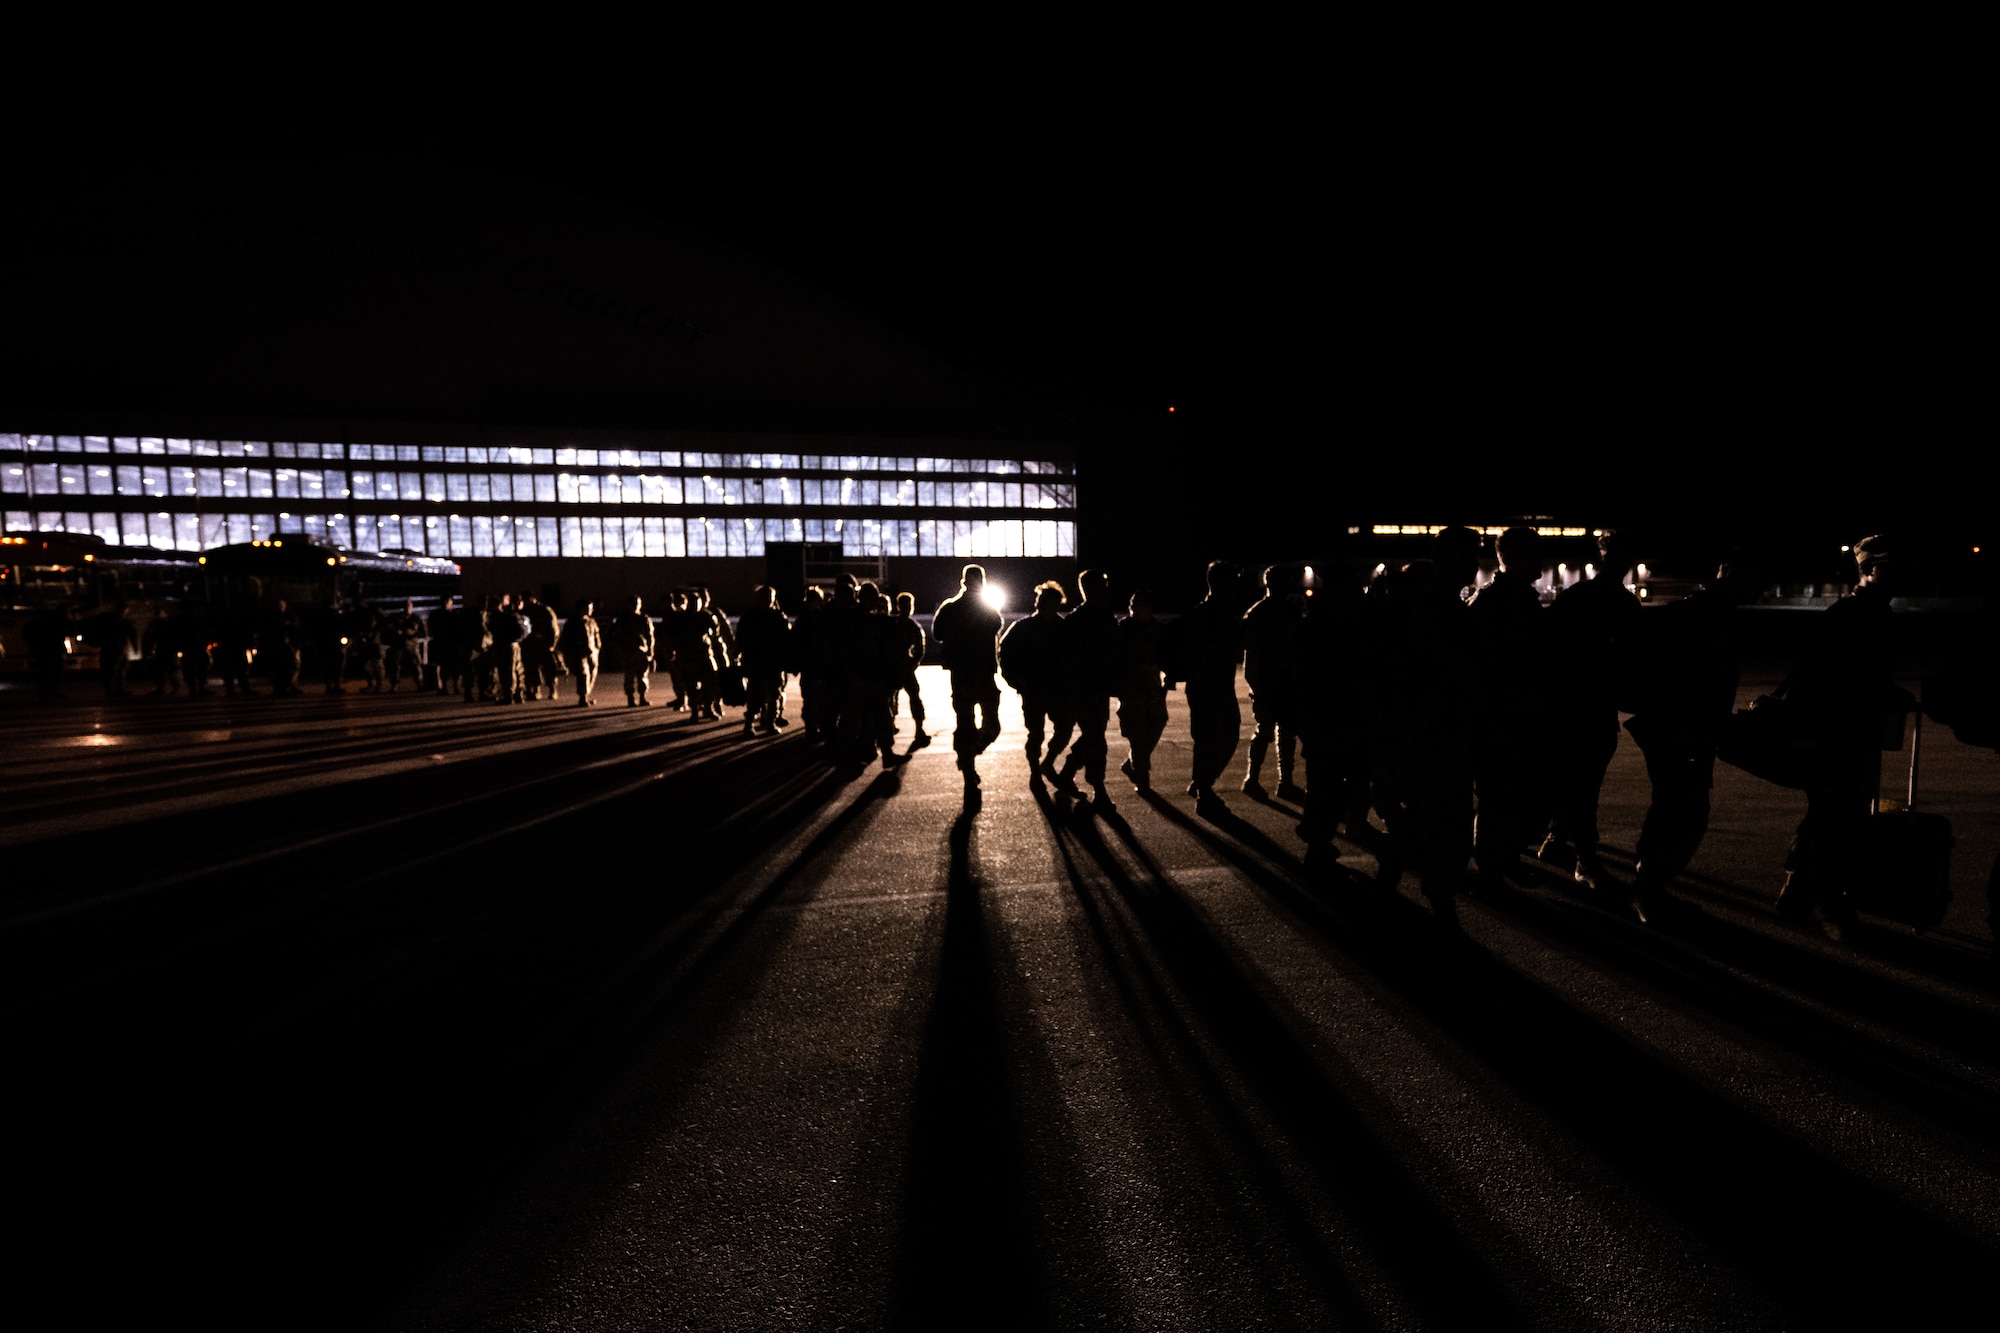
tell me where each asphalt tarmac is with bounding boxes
[3,667,1997,1330]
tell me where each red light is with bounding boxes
[1167,405,1176,412]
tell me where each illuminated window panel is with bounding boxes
[537,517,558,556]
[225,514,252,544]
[95,513,122,545]
[599,516,623,558]
[663,517,686,557]
[494,515,516,557]
[471,516,494,557]
[580,516,603,558]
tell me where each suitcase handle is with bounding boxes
[1907,682,1922,810]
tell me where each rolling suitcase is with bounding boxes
[1857,701,1954,931]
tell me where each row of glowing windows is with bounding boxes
[1371,524,1601,538]
[3,464,1076,512]
[3,510,1078,562]
[1,435,1070,476]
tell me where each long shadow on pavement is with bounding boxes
[1149,796,2000,1326]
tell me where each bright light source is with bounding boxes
[981,584,1007,613]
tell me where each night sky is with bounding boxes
[6,89,1978,589]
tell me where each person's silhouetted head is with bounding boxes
[1495,526,1542,576]
[1596,530,1635,580]
[1034,581,1066,614]
[1433,527,1480,591]
[894,591,915,615]
[962,564,986,592]
[1129,588,1155,620]
[575,599,593,616]
[1206,561,1241,599]
[803,586,825,607]
[1077,568,1108,604]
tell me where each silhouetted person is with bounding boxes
[263,598,303,697]
[736,584,790,736]
[933,563,1004,803]
[1056,568,1121,812]
[1116,588,1168,794]
[661,590,700,712]
[890,591,929,745]
[1294,567,1370,873]
[1775,535,1900,931]
[613,596,655,706]
[457,596,493,702]
[999,581,1073,783]
[90,599,138,697]
[1541,530,1643,888]
[349,600,386,693]
[143,605,183,697]
[852,582,902,765]
[1624,557,1748,923]
[218,605,257,697]
[558,598,602,706]
[487,593,528,705]
[428,595,462,697]
[1468,526,1552,890]
[1242,564,1307,802]
[1375,528,1480,924]
[522,593,560,701]
[388,598,427,692]
[796,586,831,739]
[1168,561,1245,819]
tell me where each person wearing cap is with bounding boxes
[1774,534,1901,930]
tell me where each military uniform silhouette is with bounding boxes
[1242,565,1307,801]
[558,599,602,707]
[1541,531,1643,887]
[1467,526,1553,888]
[613,598,656,706]
[1056,569,1121,809]
[1168,562,1246,818]
[933,564,1005,799]
[1115,590,1169,794]
[1000,582,1073,780]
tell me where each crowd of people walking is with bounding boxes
[21,532,1984,942]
